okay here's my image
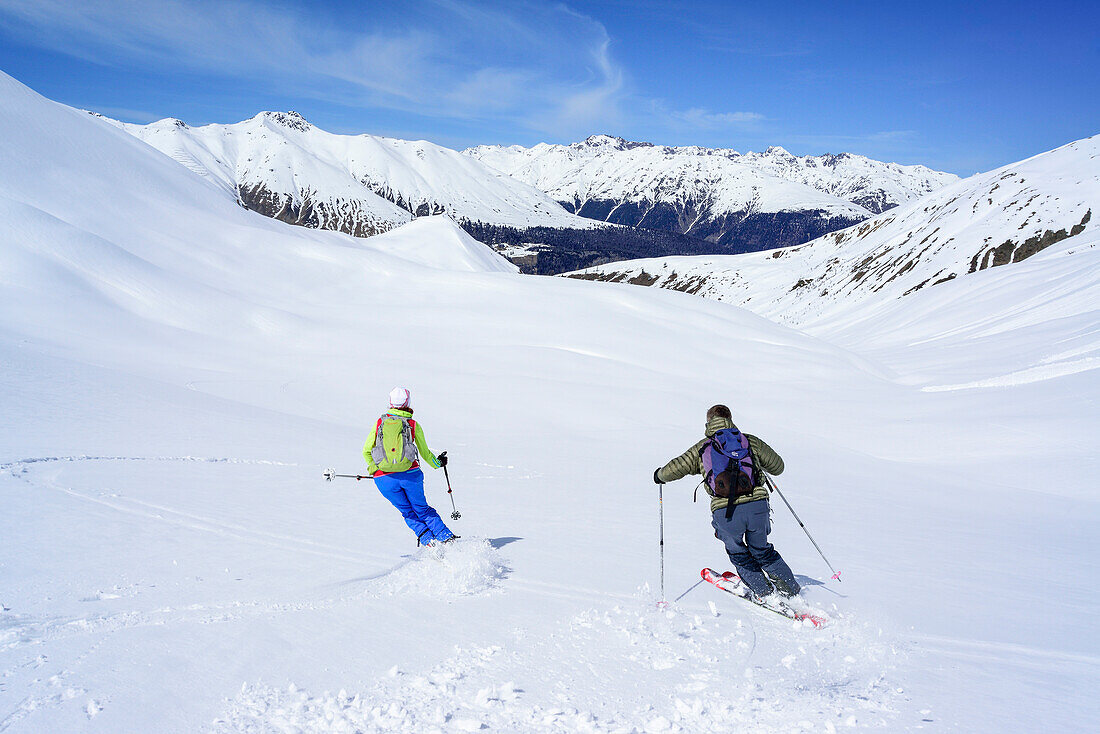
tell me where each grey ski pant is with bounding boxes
[711,499,800,598]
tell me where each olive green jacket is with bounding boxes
[657,415,784,513]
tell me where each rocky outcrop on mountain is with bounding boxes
[235,181,397,238]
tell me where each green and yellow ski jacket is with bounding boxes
[363,409,442,476]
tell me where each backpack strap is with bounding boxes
[370,416,385,466]
[698,436,715,486]
[374,416,385,448]
[743,436,760,488]
[399,416,418,465]
[722,427,744,520]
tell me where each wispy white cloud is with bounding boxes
[0,0,630,134]
[867,129,918,142]
[541,33,625,137]
[444,68,535,113]
[672,108,765,128]
[643,99,765,134]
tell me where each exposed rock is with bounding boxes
[236,182,393,238]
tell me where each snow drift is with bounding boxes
[364,216,519,274]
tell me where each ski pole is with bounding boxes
[672,578,703,603]
[323,468,371,481]
[764,474,842,582]
[658,482,666,605]
[439,452,461,520]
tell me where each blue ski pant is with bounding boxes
[373,468,454,543]
[712,499,800,598]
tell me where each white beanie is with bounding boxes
[389,386,411,409]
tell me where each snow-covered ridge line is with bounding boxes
[564,134,1099,328]
[100,111,958,274]
[100,109,603,239]
[465,134,959,251]
[103,111,741,274]
[477,134,955,211]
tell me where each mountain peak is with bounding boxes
[147,118,190,130]
[580,134,653,151]
[256,110,312,132]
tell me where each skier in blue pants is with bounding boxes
[373,471,453,543]
[364,387,456,546]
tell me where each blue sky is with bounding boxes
[0,0,1096,174]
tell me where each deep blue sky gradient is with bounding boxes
[0,0,1096,174]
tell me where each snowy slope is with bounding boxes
[466,135,958,249]
[365,215,519,274]
[2,70,1098,734]
[568,135,1098,330]
[108,111,601,236]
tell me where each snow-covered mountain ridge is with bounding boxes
[567,134,1098,330]
[107,114,959,274]
[104,113,729,274]
[105,110,598,238]
[465,135,958,250]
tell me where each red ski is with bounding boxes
[701,568,828,628]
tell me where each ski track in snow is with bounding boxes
[1,457,607,652]
[0,458,509,654]
[2,455,388,566]
[920,356,1100,391]
[2,457,916,732]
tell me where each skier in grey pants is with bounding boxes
[654,404,800,599]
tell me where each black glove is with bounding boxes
[653,468,665,485]
[437,451,448,467]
